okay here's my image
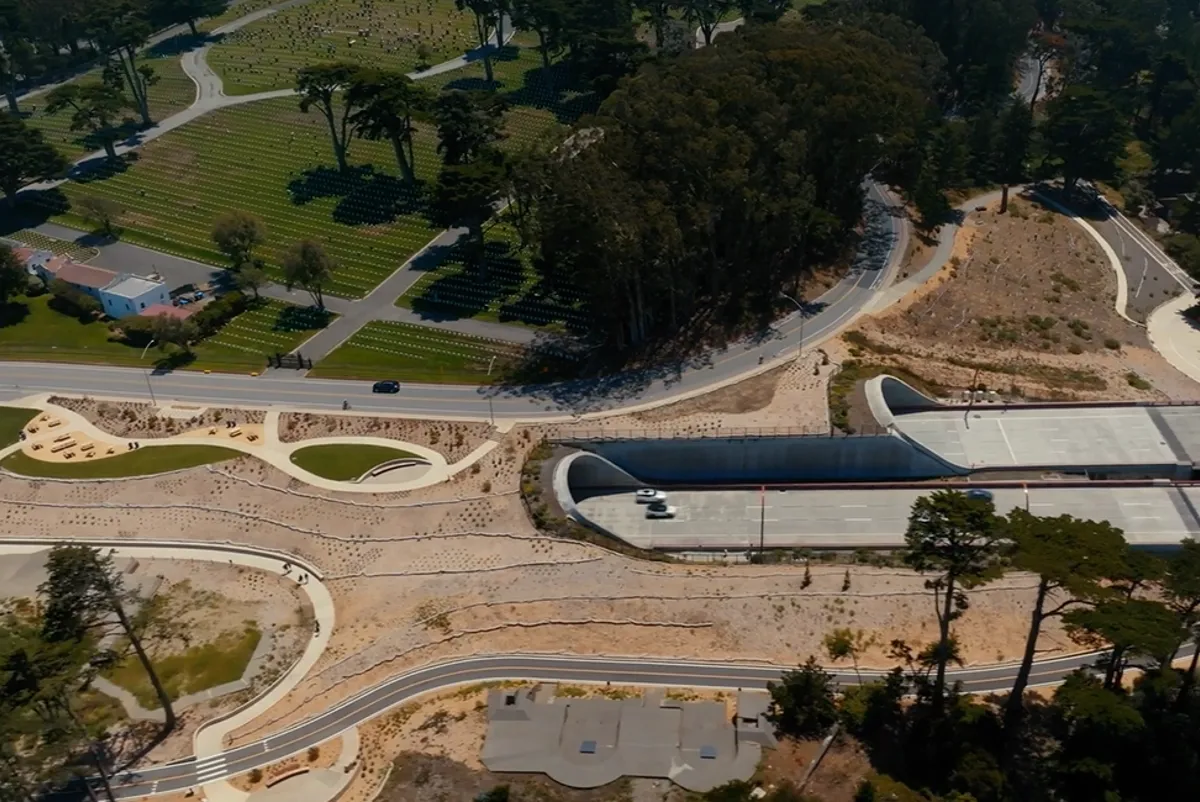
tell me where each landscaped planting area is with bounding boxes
[23,56,196,160]
[187,299,333,372]
[48,97,445,297]
[397,222,586,331]
[289,442,421,481]
[0,445,241,478]
[309,320,524,382]
[207,0,475,94]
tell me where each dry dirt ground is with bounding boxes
[851,197,1200,401]
[0,431,1076,770]
[555,351,835,438]
[47,398,265,438]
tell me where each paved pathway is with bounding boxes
[0,395,505,493]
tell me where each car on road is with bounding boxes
[372,380,401,394]
[635,488,667,504]
[645,502,677,519]
[966,489,994,502]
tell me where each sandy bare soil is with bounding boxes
[47,398,265,438]
[555,351,835,438]
[852,198,1200,401]
[278,413,494,462]
[0,428,1077,765]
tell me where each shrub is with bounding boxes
[307,746,320,762]
[1104,338,1121,350]
[48,279,101,320]
[248,769,263,784]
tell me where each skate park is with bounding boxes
[554,376,1200,551]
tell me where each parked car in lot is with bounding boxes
[966,489,994,502]
[372,380,401,393]
[635,488,667,504]
[645,502,677,519]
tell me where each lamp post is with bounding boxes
[779,292,806,355]
[140,339,158,406]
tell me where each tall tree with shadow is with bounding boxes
[434,90,505,166]
[513,0,570,69]
[85,0,158,127]
[431,150,507,272]
[39,545,177,733]
[0,111,67,205]
[457,0,502,84]
[44,83,129,161]
[347,70,433,185]
[904,490,1003,710]
[296,62,367,173]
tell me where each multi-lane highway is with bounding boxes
[104,649,1125,798]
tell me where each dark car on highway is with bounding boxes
[372,380,401,393]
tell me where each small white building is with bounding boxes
[100,273,171,319]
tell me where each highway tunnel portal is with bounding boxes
[552,375,1200,552]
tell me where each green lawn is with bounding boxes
[187,299,333,373]
[289,443,422,481]
[0,445,241,478]
[104,624,261,708]
[0,293,326,373]
[0,407,39,447]
[309,320,524,383]
[396,221,585,331]
[22,55,196,160]
[198,0,281,32]
[207,0,476,95]
[0,294,154,367]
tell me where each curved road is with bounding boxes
[103,649,1131,799]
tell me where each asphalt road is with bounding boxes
[104,649,1125,798]
[577,485,1200,550]
[2,187,902,419]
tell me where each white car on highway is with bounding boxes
[645,502,677,519]
[635,488,667,504]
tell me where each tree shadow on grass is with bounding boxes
[274,304,332,332]
[0,301,30,329]
[286,164,426,226]
[500,61,599,125]
[0,188,72,234]
[69,150,137,183]
[408,239,524,321]
[146,32,213,58]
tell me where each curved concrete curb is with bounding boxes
[862,375,968,474]
[1147,293,1200,384]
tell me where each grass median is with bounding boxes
[0,445,241,479]
[289,443,422,481]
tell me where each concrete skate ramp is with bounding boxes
[561,433,964,486]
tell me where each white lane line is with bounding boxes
[196,769,228,783]
[1129,516,1162,520]
[1122,502,1153,507]
[846,517,874,522]
[195,756,226,768]
[839,504,869,508]
[995,420,1019,464]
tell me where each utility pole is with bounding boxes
[779,292,806,356]
[964,367,981,429]
[140,338,158,405]
[759,485,766,557]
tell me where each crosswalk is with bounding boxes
[194,754,228,784]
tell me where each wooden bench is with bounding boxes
[53,433,71,443]
[50,441,76,453]
[47,419,62,428]
[229,428,243,438]
[80,444,94,453]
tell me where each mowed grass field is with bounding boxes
[187,299,333,372]
[53,97,445,298]
[207,0,476,94]
[22,55,196,160]
[22,45,580,302]
[289,443,420,480]
[397,221,586,331]
[0,445,241,479]
[308,320,524,383]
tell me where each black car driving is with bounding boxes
[372,380,401,393]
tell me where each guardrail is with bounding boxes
[553,425,892,441]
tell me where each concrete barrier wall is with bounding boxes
[573,435,961,484]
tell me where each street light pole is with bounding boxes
[140,339,158,405]
[759,485,766,558]
[779,292,806,355]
